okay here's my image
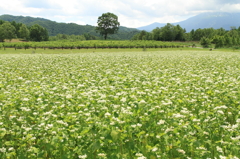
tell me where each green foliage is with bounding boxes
[0,14,140,40]
[0,51,239,158]
[200,37,211,48]
[29,24,49,41]
[1,40,184,49]
[133,23,186,41]
[49,34,87,41]
[96,12,120,40]
[18,24,30,40]
[0,20,49,42]
[0,22,16,41]
[212,36,225,48]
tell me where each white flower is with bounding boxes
[177,149,185,154]
[157,120,165,125]
[23,98,29,101]
[97,153,106,157]
[135,153,143,157]
[219,155,227,159]
[237,118,240,123]
[217,110,224,115]
[0,147,6,152]
[139,100,146,104]
[137,123,142,127]
[8,147,14,151]
[131,124,137,128]
[172,113,185,118]
[78,154,87,159]
[104,112,111,117]
[152,147,158,152]
[120,97,127,102]
[66,94,72,99]
[216,146,223,153]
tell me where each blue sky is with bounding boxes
[0,0,240,28]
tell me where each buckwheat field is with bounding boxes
[0,51,239,159]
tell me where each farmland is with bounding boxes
[0,50,240,158]
[0,40,184,50]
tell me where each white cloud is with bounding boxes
[0,0,240,27]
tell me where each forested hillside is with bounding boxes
[0,14,140,40]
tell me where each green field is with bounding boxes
[0,50,239,159]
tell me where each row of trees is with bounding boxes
[132,23,240,44]
[200,34,240,48]
[132,23,186,41]
[0,20,49,42]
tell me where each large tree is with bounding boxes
[29,24,49,41]
[0,22,16,41]
[95,12,120,40]
[19,24,30,40]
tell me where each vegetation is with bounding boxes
[0,51,239,159]
[0,21,49,42]
[0,22,16,42]
[29,24,49,42]
[0,40,185,50]
[2,14,240,48]
[133,23,240,48]
[96,13,120,40]
[0,14,139,40]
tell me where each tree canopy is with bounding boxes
[95,12,120,40]
[0,22,16,41]
[29,24,49,41]
[0,20,49,42]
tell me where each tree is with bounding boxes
[95,12,120,40]
[19,24,30,40]
[200,37,211,48]
[0,26,4,42]
[29,24,49,41]
[0,22,16,41]
[160,23,176,41]
[224,35,232,47]
[174,24,185,41]
[152,27,162,40]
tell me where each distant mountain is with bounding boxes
[137,22,166,31]
[0,14,140,40]
[138,12,240,32]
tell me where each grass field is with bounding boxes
[0,49,239,158]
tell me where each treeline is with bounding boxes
[199,28,240,48]
[132,23,186,41]
[0,15,141,40]
[0,20,48,42]
[133,23,240,48]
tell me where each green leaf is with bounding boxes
[111,130,119,141]
[80,128,89,136]
[92,141,101,152]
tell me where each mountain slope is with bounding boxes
[138,12,240,32]
[0,14,140,39]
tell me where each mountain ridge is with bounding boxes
[137,12,240,32]
[0,14,140,40]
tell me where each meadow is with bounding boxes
[0,49,239,159]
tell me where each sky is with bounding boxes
[0,0,240,28]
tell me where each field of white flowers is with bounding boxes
[0,51,239,159]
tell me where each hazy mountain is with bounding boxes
[138,12,240,32]
[0,14,140,39]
